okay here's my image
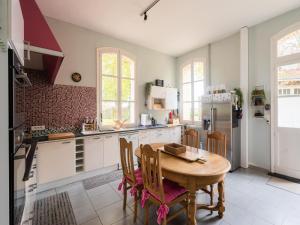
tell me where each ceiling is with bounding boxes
[36,0,300,57]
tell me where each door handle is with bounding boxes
[62,141,71,144]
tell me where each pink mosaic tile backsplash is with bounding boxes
[25,70,96,129]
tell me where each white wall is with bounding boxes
[248,7,300,169]
[210,33,240,90]
[46,17,176,123]
[0,0,10,224]
[176,32,240,92]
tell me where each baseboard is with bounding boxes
[268,172,300,184]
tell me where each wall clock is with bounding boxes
[71,72,82,82]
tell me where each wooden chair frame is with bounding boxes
[183,128,200,149]
[141,144,189,225]
[201,131,227,213]
[119,138,142,223]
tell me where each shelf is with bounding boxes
[254,116,264,118]
[76,157,84,160]
[76,163,84,167]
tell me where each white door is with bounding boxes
[84,136,104,171]
[272,24,300,179]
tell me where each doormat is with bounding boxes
[267,177,300,195]
[33,192,77,225]
[83,170,123,190]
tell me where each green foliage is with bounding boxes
[234,88,244,109]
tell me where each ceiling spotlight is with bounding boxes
[144,12,148,21]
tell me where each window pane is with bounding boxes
[194,61,204,81]
[277,29,300,57]
[182,64,191,83]
[102,53,117,75]
[121,79,135,101]
[102,76,118,100]
[122,56,135,78]
[194,81,204,101]
[183,83,192,101]
[121,102,135,123]
[277,63,300,128]
[194,102,201,122]
[183,102,192,121]
[102,102,118,125]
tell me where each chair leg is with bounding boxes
[210,184,214,214]
[186,196,189,224]
[162,218,167,225]
[134,192,138,223]
[123,182,127,210]
[144,201,149,225]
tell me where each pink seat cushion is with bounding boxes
[151,179,187,203]
[126,168,143,185]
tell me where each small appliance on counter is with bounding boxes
[82,117,98,133]
[140,114,151,126]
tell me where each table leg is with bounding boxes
[217,181,225,218]
[188,191,197,225]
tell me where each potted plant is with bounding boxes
[233,88,243,119]
[251,88,266,106]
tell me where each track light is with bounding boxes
[140,0,160,21]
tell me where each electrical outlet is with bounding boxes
[31,125,45,131]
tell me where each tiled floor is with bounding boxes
[36,167,300,225]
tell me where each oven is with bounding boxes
[8,48,32,225]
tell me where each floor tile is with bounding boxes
[97,201,133,225]
[87,184,112,197]
[73,204,98,224]
[81,217,103,225]
[90,188,122,210]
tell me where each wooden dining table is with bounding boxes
[135,143,231,225]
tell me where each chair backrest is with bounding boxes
[140,144,165,203]
[119,138,136,183]
[183,128,200,148]
[206,131,227,157]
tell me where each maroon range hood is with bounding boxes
[20,0,64,84]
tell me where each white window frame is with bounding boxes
[180,58,206,125]
[97,47,137,128]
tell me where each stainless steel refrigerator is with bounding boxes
[201,93,241,171]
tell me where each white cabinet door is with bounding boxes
[103,134,120,167]
[151,86,166,98]
[165,88,178,110]
[37,139,76,184]
[139,130,150,145]
[169,127,182,144]
[84,136,104,171]
[9,0,24,65]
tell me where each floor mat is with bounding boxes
[33,192,77,225]
[267,177,300,195]
[82,170,123,190]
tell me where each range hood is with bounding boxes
[20,0,64,84]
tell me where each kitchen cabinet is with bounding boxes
[84,136,104,171]
[37,139,75,184]
[103,134,120,167]
[8,0,24,65]
[169,126,182,144]
[139,130,151,145]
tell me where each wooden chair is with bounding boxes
[140,144,189,225]
[118,138,143,223]
[202,131,227,213]
[183,128,200,148]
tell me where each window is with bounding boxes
[277,29,300,57]
[97,48,136,126]
[181,60,205,123]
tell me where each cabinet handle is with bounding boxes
[62,141,71,144]
[93,137,101,140]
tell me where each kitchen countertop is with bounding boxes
[29,124,183,143]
